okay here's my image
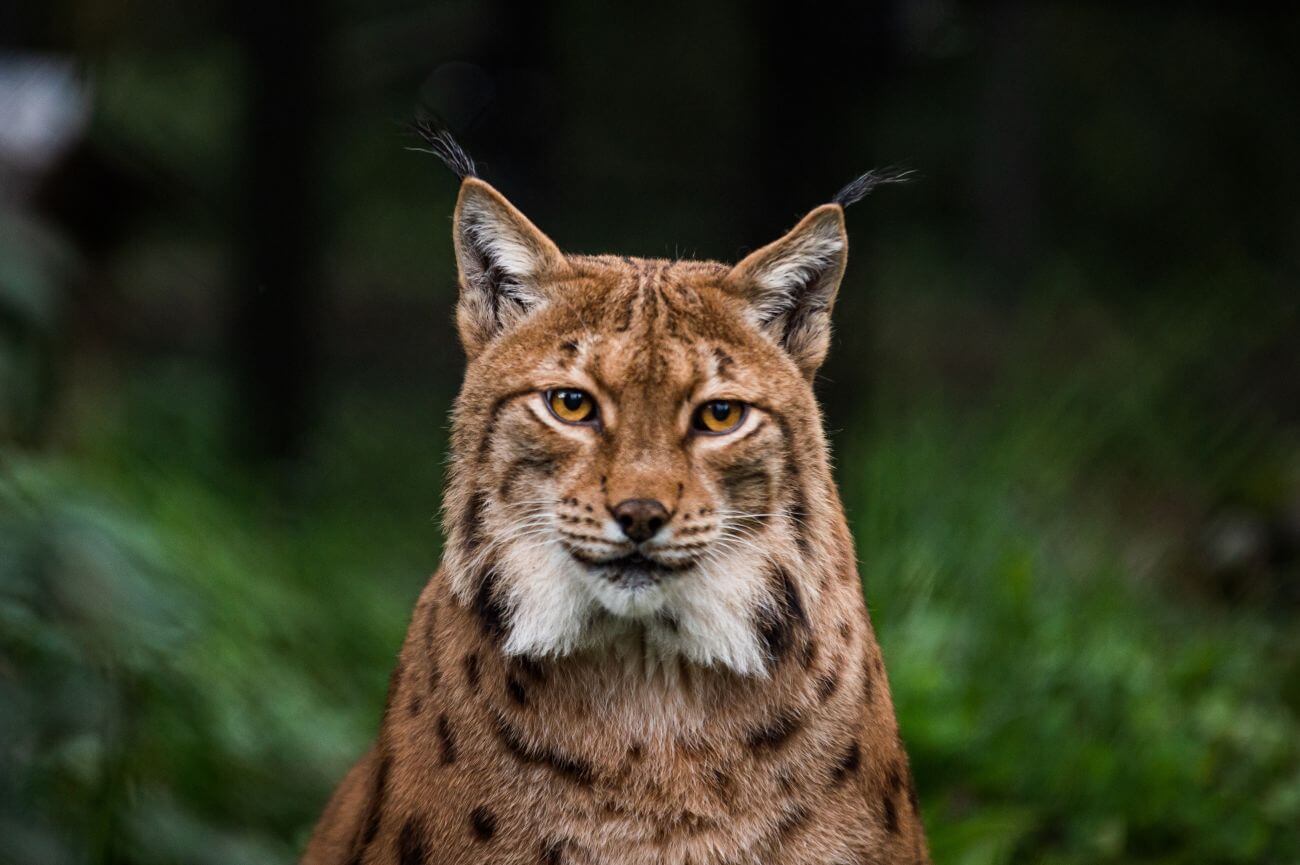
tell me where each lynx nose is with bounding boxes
[610,498,669,543]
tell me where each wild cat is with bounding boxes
[302,129,926,865]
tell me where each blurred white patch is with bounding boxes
[0,54,91,199]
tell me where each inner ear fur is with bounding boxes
[726,204,849,377]
[453,178,564,358]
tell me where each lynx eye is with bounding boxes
[546,388,598,424]
[692,400,746,434]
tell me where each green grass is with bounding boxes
[2,286,1298,864]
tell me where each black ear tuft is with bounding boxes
[408,115,479,180]
[831,167,916,208]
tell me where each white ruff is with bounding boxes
[497,537,771,678]
[500,541,592,657]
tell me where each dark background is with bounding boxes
[2,2,1299,863]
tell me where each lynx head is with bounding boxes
[435,153,901,676]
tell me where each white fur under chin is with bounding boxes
[497,537,771,678]
[499,541,592,657]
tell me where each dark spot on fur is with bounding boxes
[493,711,596,785]
[883,793,900,834]
[437,714,457,765]
[907,771,920,812]
[757,566,808,665]
[470,806,497,841]
[399,818,428,865]
[514,656,547,684]
[473,568,510,643]
[559,340,579,357]
[355,754,390,856]
[815,670,841,703]
[775,566,807,627]
[627,743,644,762]
[541,840,564,865]
[616,289,637,331]
[745,706,804,752]
[831,741,861,786]
[463,652,480,690]
[887,761,904,793]
[506,676,527,706]
[462,490,488,552]
[838,619,852,640]
[407,691,422,716]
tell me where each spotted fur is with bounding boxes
[301,177,928,864]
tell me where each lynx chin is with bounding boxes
[302,133,928,865]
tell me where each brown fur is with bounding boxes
[302,179,929,864]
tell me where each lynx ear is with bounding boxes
[726,204,848,377]
[453,178,564,357]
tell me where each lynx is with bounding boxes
[302,131,927,864]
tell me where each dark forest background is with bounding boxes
[2,2,1299,863]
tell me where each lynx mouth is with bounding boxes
[603,553,663,587]
[585,552,687,588]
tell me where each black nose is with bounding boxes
[610,498,669,543]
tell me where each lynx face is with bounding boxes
[442,180,850,676]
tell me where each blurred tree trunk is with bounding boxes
[462,3,558,225]
[973,0,1040,297]
[231,0,326,464]
[748,3,897,240]
[748,1,899,417]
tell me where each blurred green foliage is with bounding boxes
[1,376,442,863]
[4,279,1298,864]
[2,2,1299,863]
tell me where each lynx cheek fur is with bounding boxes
[302,152,928,864]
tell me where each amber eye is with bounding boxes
[693,400,746,434]
[546,388,598,424]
